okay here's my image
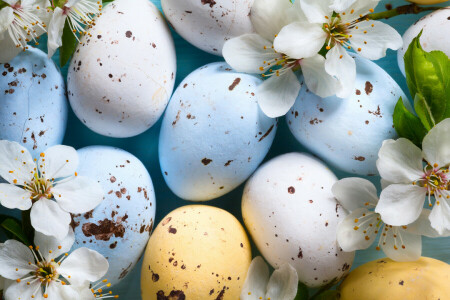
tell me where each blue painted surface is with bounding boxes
[1,0,449,299]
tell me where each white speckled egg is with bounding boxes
[159,62,277,201]
[398,8,450,76]
[67,0,176,138]
[242,153,355,288]
[0,48,67,158]
[71,146,156,286]
[162,0,255,56]
[287,56,407,176]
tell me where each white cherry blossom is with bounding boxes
[333,178,439,262]
[0,140,104,240]
[375,119,450,236]
[240,256,299,300]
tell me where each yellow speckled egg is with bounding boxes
[141,205,252,300]
[339,257,450,300]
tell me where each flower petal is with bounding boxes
[0,140,35,185]
[422,118,450,168]
[223,34,279,74]
[0,183,32,210]
[340,0,381,23]
[0,34,22,63]
[34,229,75,262]
[240,256,270,300]
[58,248,109,287]
[274,22,326,59]
[325,45,356,98]
[429,192,450,236]
[0,7,14,35]
[329,0,357,12]
[376,139,424,184]
[265,263,298,300]
[406,209,441,238]
[250,0,294,41]
[30,198,71,240]
[0,240,35,279]
[299,0,333,23]
[4,279,42,300]
[39,145,79,180]
[337,208,378,251]
[332,178,379,211]
[376,184,427,226]
[52,176,104,214]
[381,225,421,262]
[257,71,301,118]
[47,7,67,58]
[350,20,403,60]
[46,282,81,300]
[300,54,341,98]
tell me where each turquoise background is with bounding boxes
[1,0,450,299]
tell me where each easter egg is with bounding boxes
[71,146,156,286]
[398,8,450,76]
[141,205,252,300]
[339,257,450,300]
[242,153,355,288]
[159,62,277,201]
[67,0,176,138]
[286,56,407,176]
[0,48,68,158]
[162,0,255,56]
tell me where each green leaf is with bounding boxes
[294,282,309,300]
[1,218,31,246]
[404,31,450,125]
[59,20,78,68]
[393,97,428,147]
[311,290,340,300]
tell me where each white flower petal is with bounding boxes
[34,229,75,261]
[330,0,357,12]
[4,279,42,300]
[376,184,427,226]
[422,118,450,168]
[47,7,67,58]
[381,226,421,262]
[274,22,326,59]
[0,140,35,185]
[299,0,333,23]
[337,208,378,251]
[223,34,279,74]
[52,176,104,214]
[30,198,71,240]
[0,183,32,210]
[429,192,450,236]
[39,145,79,180]
[59,248,109,287]
[0,240,35,279]
[250,0,294,41]
[350,20,403,60]
[79,287,96,300]
[300,54,340,98]
[325,45,356,98]
[380,179,393,190]
[332,178,379,211]
[265,263,298,300]
[257,71,301,118]
[285,0,307,24]
[376,139,424,184]
[0,273,4,290]
[340,0,381,23]
[406,209,441,238]
[240,256,270,300]
[0,34,22,63]
[0,7,14,34]
[46,282,81,300]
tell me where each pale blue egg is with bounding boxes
[287,56,408,176]
[71,146,156,287]
[159,62,277,201]
[0,48,68,158]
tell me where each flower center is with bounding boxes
[24,173,54,202]
[259,43,300,78]
[63,0,102,39]
[414,163,449,206]
[35,262,58,282]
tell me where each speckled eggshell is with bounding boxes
[0,48,67,158]
[71,146,156,287]
[67,0,176,138]
[162,0,255,56]
[242,153,355,288]
[286,56,407,176]
[141,205,252,300]
[159,62,277,201]
[398,8,450,76]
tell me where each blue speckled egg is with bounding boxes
[286,56,407,176]
[0,48,68,158]
[71,146,156,287]
[159,62,277,201]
